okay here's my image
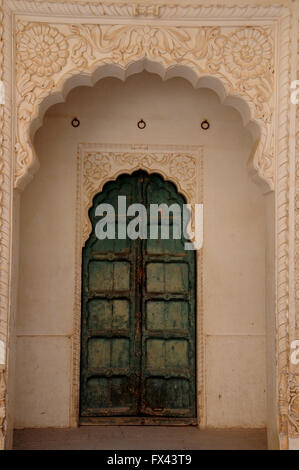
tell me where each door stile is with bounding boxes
[80,175,141,417]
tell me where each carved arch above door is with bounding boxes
[14,12,285,192]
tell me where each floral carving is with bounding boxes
[95,24,191,62]
[17,24,69,77]
[223,28,272,80]
[170,155,196,180]
[84,152,111,179]
[289,374,299,435]
[15,21,274,188]
[117,152,169,168]
[82,152,112,237]
[169,155,197,201]
[14,21,275,191]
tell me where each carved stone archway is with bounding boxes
[0,1,297,450]
[16,22,274,192]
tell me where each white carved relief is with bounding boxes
[5,1,290,21]
[289,373,299,436]
[290,13,299,440]
[0,0,10,448]
[15,20,275,190]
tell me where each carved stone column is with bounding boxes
[0,0,8,451]
[290,3,299,449]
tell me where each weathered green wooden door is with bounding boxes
[80,171,196,423]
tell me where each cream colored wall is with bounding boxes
[14,72,266,428]
[264,192,278,448]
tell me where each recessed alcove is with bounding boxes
[14,70,270,432]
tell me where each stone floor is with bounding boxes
[13,427,267,450]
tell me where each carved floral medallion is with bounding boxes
[223,28,272,80]
[17,24,69,77]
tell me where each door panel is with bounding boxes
[140,174,196,417]
[80,170,196,420]
[80,174,140,417]
[146,301,189,330]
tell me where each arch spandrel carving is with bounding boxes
[15,20,274,191]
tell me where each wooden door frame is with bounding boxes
[75,143,203,427]
[79,169,198,425]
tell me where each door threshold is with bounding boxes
[80,417,198,426]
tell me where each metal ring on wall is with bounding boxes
[137,119,146,129]
[201,119,210,130]
[72,117,80,128]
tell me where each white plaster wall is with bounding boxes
[14,72,266,428]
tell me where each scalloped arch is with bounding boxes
[27,61,264,189]
[77,143,203,246]
[87,163,191,215]
[86,167,192,243]
[15,22,274,192]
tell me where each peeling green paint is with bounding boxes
[80,171,196,419]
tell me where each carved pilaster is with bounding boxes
[0,0,8,451]
[289,9,299,442]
